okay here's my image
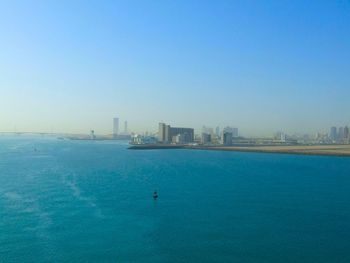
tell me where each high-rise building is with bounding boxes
[202,126,213,134]
[113,117,119,137]
[158,123,167,143]
[344,126,349,140]
[124,121,128,134]
[339,127,344,139]
[223,126,238,137]
[232,128,238,137]
[165,125,171,143]
[222,131,233,146]
[158,122,194,144]
[330,127,337,141]
[169,127,194,143]
[201,133,211,144]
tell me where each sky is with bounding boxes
[0,0,349,136]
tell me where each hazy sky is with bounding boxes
[0,0,349,136]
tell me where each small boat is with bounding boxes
[153,191,158,200]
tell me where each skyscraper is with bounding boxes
[113,117,119,137]
[339,127,344,139]
[201,133,211,144]
[330,127,337,141]
[344,126,349,140]
[223,126,238,137]
[124,121,128,134]
[222,130,233,146]
[158,123,167,143]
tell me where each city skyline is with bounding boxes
[1,114,350,138]
[1,1,350,135]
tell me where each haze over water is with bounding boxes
[1,136,349,262]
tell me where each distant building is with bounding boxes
[215,126,220,137]
[169,127,194,144]
[90,130,96,140]
[158,123,194,144]
[222,131,233,146]
[201,133,211,144]
[344,126,349,140]
[280,133,286,142]
[113,117,119,137]
[232,128,238,137]
[223,126,238,137]
[172,134,185,144]
[131,134,157,145]
[330,127,337,141]
[158,123,167,143]
[124,121,128,134]
[339,127,344,140]
[221,126,238,145]
[112,117,130,140]
[202,126,214,135]
[275,131,286,142]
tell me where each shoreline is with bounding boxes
[128,144,350,157]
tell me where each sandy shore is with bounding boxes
[186,145,350,157]
[129,144,350,157]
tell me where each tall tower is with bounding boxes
[124,121,128,134]
[113,117,119,137]
[339,127,344,139]
[158,123,166,143]
[344,126,349,140]
[330,127,337,141]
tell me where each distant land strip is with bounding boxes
[128,144,350,157]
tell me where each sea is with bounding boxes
[0,135,350,263]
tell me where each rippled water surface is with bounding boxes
[1,136,350,262]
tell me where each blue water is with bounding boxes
[1,136,350,263]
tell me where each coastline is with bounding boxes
[128,144,350,157]
[128,144,186,150]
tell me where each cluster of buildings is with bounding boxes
[273,126,350,145]
[131,122,239,146]
[157,123,239,146]
[128,120,350,146]
[89,116,131,140]
[201,126,239,145]
[329,126,350,143]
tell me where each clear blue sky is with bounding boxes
[0,0,349,136]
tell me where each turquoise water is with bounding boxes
[1,136,350,263]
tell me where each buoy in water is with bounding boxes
[153,191,158,200]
